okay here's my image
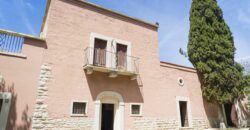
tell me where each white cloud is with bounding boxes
[26,2,34,12]
[15,0,36,35]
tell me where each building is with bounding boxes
[1,0,243,130]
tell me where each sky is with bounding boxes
[0,0,249,67]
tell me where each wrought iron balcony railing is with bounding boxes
[0,29,44,57]
[83,47,139,78]
[0,30,24,54]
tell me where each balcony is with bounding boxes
[83,47,139,79]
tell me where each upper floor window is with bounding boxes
[116,43,127,70]
[93,38,107,67]
[0,33,24,54]
[84,33,139,77]
[88,33,132,70]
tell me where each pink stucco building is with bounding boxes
[2,0,245,130]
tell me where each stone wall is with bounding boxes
[32,64,52,129]
[192,118,208,129]
[133,118,209,130]
[32,64,94,130]
[133,118,179,130]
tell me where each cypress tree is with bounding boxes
[188,0,245,103]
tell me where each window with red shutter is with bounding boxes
[116,44,127,70]
[94,38,107,67]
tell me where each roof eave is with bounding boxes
[40,0,159,34]
[0,29,45,41]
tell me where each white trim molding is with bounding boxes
[130,103,142,117]
[94,91,124,130]
[89,32,133,72]
[0,92,12,130]
[176,96,192,128]
[178,77,184,86]
[113,39,132,71]
[70,100,88,117]
[89,32,113,68]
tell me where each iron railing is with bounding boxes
[0,31,24,54]
[84,47,139,74]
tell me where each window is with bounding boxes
[88,33,132,71]
[93,38,107,67]
[0,33,24,54]
[71,101,88,116]
[114,39,132,72]
[116,43,127,70]
[130,103,142,116]
[178,77,184,86]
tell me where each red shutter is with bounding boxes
[116,44,127,69]
[94,39,107,66]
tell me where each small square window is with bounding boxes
[71,101,87,116]
[130,104,142,116]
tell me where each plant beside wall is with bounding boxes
[241,61,250,109]
[187,0,248,104]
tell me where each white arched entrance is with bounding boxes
[94,91,124,130]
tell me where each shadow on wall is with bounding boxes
[203,98,220,128]
[85,71,144,103]
[0,79,31,130]
[197,72,221,128]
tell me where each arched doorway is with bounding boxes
[94,91,124,130]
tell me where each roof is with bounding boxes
[40,0,159,33]
[0,29,45,41]
[160,61,197,73]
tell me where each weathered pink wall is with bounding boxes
[39,0,219,129]
[159,63,219,122]
[0,0,220,129]
[0,39,45,129]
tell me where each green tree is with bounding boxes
[241,61,250,108]
[188,0,246,103]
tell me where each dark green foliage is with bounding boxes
[188,0,246,103]
[241,61,250,107]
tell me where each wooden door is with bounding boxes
[101,104,114,130]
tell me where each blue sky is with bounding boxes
[0,0,249,67]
